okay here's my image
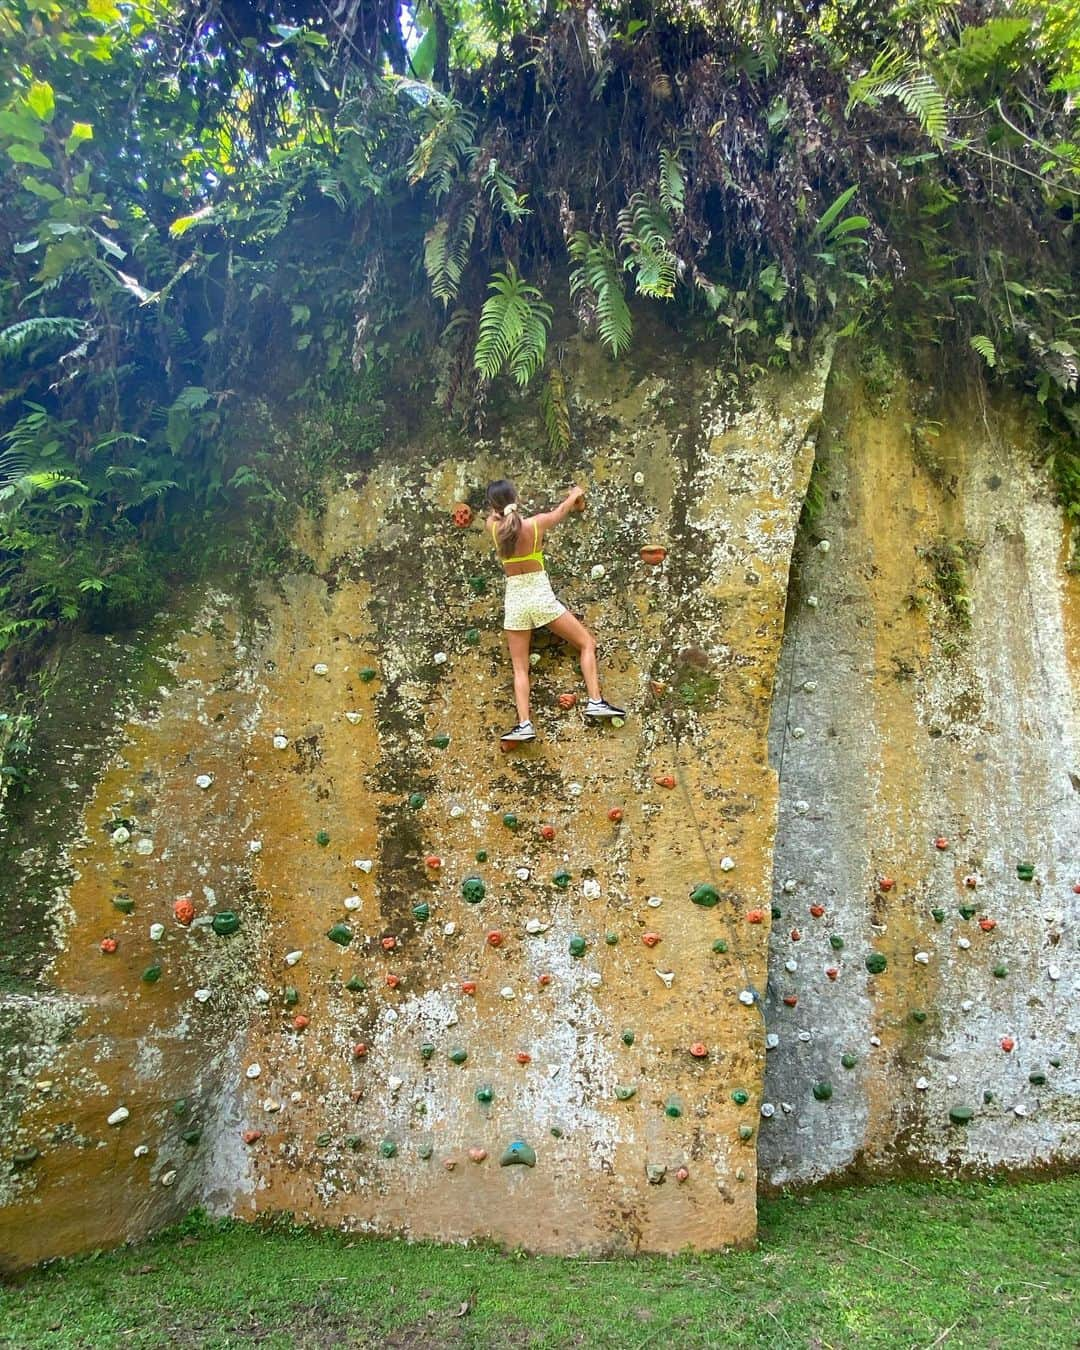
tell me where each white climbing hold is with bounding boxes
[916,1077,930,1090]
[263,1099,281,1113]
[1014,1103,1029,1117]
[581,878,601,899]
[765,1033,779,1049]
[869,1036,881,1047]
[720,856,735,872]
[782,879,798,894]
[585,972,602,988]
[433,651,448,665]
[781,1101,794,1114]
[135,838,154,856]
[647,895,663,908]
[443,922,456,936]
[272,735,289,750]
[738,989,755,1005]
[529,652,540,667]
[656,969,676,989]
[785,959,798,973]
[500,986,515,999]
[515,867,531,882]
[957,937,971,950]
[344,711,362,725]
[1047,965,1061,981]
[285,950,302,966]
[249,839,262,854]
[633,472,645,486]
[449,804,465,819]
[790,726,806,739]
[354,859,373,873]
[149,923,165,941]
[802,680,817,693]
[914,951,930,965]
[797,1031,811,1043]
[133,1145,149,1158]
[193,988,212,1003]
[525,919,549,935]
[107,1107,130,1126]
[160,1170,177,1187]
[254,987,270,1005]
[793,800,810,815]
[761,1103,775,1118]
[817,539,831,554]
[195,774,213,790]
[246,1063,262,1079]
[567,782,583,797]
[961,999,974,1012]
[343,895,362,911]
[313,663,329,676]
[388,1076,403,1094]
[806,594,819,608]
[111,826,131,845]
[590,564,606,580]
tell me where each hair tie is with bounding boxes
[502,502,517,517]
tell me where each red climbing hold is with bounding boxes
[640,545,668,565]
[825,967,839,980]
[1073,882,1080,895]
[242,1130,262,1144]
[461,980,477,995]
[468,1147,487,1163]
[649,680,667,697]
[557,693,578,710]
[1001,1037,1015,1052]
[173,896,195,926]
[608,807,624,822]
[516,1052,532,1064]
[487,930,504,948]
[353,1043,368,1058]
[99,937,118,954]
[934,837,949,850]
[654,774,676,789]
[790,929,801,942]
[425,855,442,869]
[292,1014,310,1031]
[783,994,798,1007]
[642,932,661,948]
[385,974,401,989]
[689,1042,708,1058]
[979,917,997,932]
[746,909,765,924]
[676,1166,690,1182]
[540,824,556,841]
[452,502,472,528]
[381,936,398,951]
[809,904,825,918]
[878,877,895,892]
[538,972,553,987]
[964,874,979,889]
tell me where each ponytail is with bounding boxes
[486,478,522,559]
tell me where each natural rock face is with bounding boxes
[761,373,1079,1184]
[0,337,832,1268]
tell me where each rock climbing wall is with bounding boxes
[0,336,833,1269]
[761,372,1080,1183]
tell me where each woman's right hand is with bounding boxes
[567,485,586,511]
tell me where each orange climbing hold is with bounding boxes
[539,824,556,841]
[557,692,578,710]
[825,967,839,980]
[461,980,477,995]
[99,937,118,953]
[676,1166,690,1182]
[934,837,949,850]
[689,1042,708,1058]
[878,877,895,892]
[608,806,624,822]
[468,1147,487,1162]
[385,974,401,989]
[746,909,765,924]
[640,544,668,565]
[538,972,553,986]
[292,1014,310,1031]
[381,935,398,951]
[1001,1037,1015,1052]
[487,930,504,947]
[979,917,997,931]
[425,855,442,869]
[642,932,661,948]
[654,774,676,789]
[783,994,798,1007]
[809,904,825,918]
[353,1042,368,1058]
[173,896,195,926]
[649,680,667,697]
[242,1130,262,1144]
[452,502,472,528]
[516,1051,532,1064]
[790,929,801,942]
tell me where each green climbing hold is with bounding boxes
[315,1131,331,1147]
[359,667,377,683]
[621,1029,635,1046]
[690,883,720,909]
[430,734,451,749]
[475,1084,494,1104]
[605,931,619,945]
[771,905,783,920]
[181,1129,201,1146]
[948,1105,974,1124]
[983,1090,994,1104]
[568,935,587,957]
[1016,861,1035,881]
[346,1134,363,1151]
[326,922,353,946]
[1028,1069,1046,1085]
[738,1124,754,1141]
[812,1081,833,1101]
[417,1142,433,1160]
[931,908,946,923]
[449,1047,468,1065]
[475,850,488,863]
[1050,1057,1062,1068]
[993,964,1008,979]
[841,1052,857,1069]
[346,975,367,993]
[379,1138,397,1158]
[502,812,519,830]
[112,896,135,914]
[211,910,240,936]
[12,1147,40,1169]
[614,1084,637,1101]
[830,934,845,950]
[412,902,431,922]
[141,964,162,984]
[912,1010,928,1024]
[731,1089,749,1106]
[711,939,728,954]
[553,868,571,889]
[468,575,487,595]
[461,876,486,903]
[500,1140,536,1167]
[959,904,976,920]
[173,1099,188,1117]
[408,792,426,810]
[464,628,480,646]
[550,1126,563,1138]
[865,952,888,974]
[420,1042,435,1061]
[284,986,299,1006]
[664,1098,683,1119]
[316,830,331,847]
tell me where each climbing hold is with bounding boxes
[538,972,553,987]
[809,904,825,918]
[993,964,1008,978]
[468,1147,487,1163]
[690,1043,708,1059]
[964,873,980,888]
[461,876,486,903]
[284,986,299,1006]
[449,1048,468,1064]
[825,967,839,980]
[912,1010,928,1023]
[412,902,430,922]
[642,932,661,948]
[959,905,976,920]
[246,1063,262,1078]
[487,930,504,947]
[841,1053,857,1069]
[1029,1068,1047,1085]
[408,792,426,809]
[738,989,755,1005]
[720,857,736,873]
[646,1163,667,1184]
[316,830,331,847]
[464,628,480,646]
[431,733,451,749]
[1016,861,1035,881]
[640,544,667,565]
[292,1014,309,1031]
[452,502,473,527]
[608,807,624,823]
[790,929,801,942]
[664,1098,682,1118]
[676,1166,690,1182]
[500,1140,536,1168]
[615,1084,637,1101]
[979,917,997,931]
[550,868,572,890]
[515,1051,531,1064]
[181,1128,202,1146]
[829,935,845,950]
[107,1107,130,1126]
[931,908,946,923]
[878,877,895,892]
[657,970,676,988]
[475,1085,494,1104]
[605,932,619,945]
[359,667,377,683]
[812,1082,833,1102]
[385,973,401,988]
[502,812,519,831]
[416,1142,433,1159]
[621,1029,635,1046]
[746,909,765,924]
[934,837,949,850]
[654,774,676,789]
[352,1043,368,1058]
[424,855,442,870]
[112,896,135,914]
[771,905,783,919]
[690,883,720,908]
[272,735,289,750]
[731,1089,749,1105]
[914,951,930,965]
[568,936,587,957]
[111,826,131,844]
[327,923,353,946]
[467,575,487,597]
[712,939,728,954]
[738,1124,754,1141]
[539,824,556,842]
[355,859,374,873]
[381,935,398,951]
[345,975,366,992]
[379,1139,397,1158]
[783,995,798,1007]
[173,896,195,926]
[142,964,162,984]
[195,774,213,790]
[948,1105,974,1125]
[99,937,118,954]
[525,918,549,935]
[242,1130,262,1145]
[460,980,477,995]
[212,911,241,936]
[865,953,887,974]
[1001,1037,1015,1052]
[581,878,601,899]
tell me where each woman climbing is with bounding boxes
[485,478,625,744]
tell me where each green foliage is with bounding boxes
[970,334,997,368]
[406,88,478,201]
[473,264,551,386]
[658,146,686,218]
[847,49,948,145]
[568,232,633,357]
[617,193,679,299]
[423,205,477,304]
[539,366,571,454]
[482,159,530,222]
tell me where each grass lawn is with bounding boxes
[1,1177,1076,1348]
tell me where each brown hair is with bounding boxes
[486,479,522,559]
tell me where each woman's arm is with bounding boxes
[533,485,585,533]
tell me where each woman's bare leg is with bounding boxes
[546,611,601,701]
[506,628,533,723]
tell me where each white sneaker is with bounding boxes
[501,720,536,742]
[585,699,625,719]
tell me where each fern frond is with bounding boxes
[423,203,477,305]
[617,193,678,300]
[0,316,86,357]
[568,231,633,357]
[970,334,997,368]
[474,264,552,387]
[540,366,571,454]
[482,159,531,223]
[847,47,947,144]
[659,147,685,218]
[407,91,478,201]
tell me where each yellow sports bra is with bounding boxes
[490,518,545,567]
